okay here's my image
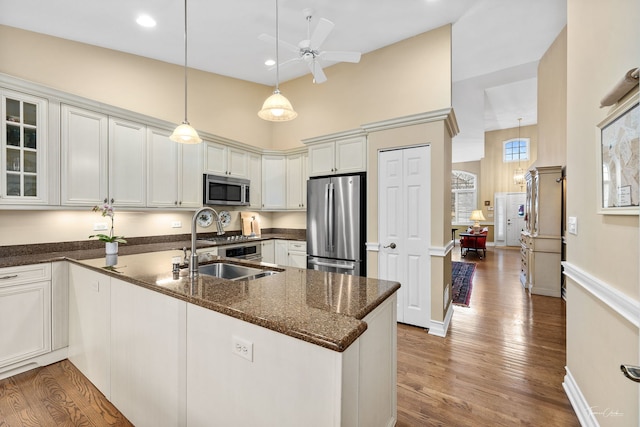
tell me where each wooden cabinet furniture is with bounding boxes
[520,166,563,297]
[1,90,49,205]
[147,127,202,208]
[0,264,51,371]
[307,136,366,177]
[286,152,308,210]
[205,141,248,178]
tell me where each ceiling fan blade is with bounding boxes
[319,51,361,63]
[307,61,327,84]
[258,33,300,55]
[268,57,301,71]
[310,18,335,49]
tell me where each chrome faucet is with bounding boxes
[190,207,225,278]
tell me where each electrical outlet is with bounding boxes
[171,221,182,228]
[232,335,253,362]
[93,222,108,231]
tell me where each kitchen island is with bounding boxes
[67,250,399,427]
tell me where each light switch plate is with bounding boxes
[568,216,578,235]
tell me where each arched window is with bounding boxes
[451,170,477,223]
[503,138,530,162]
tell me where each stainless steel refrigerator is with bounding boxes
[306,173,366,276]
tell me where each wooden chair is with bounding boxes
[460,227,488,259]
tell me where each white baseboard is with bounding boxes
[563,367,599,427]
[428,303,454,337]
[0,347,68,380]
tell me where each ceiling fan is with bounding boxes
[259,8,361,84]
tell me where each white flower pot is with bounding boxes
[105,242,118,255]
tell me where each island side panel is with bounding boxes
[186,303,347,427]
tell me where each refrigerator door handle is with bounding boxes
[308,259,355,270]
[327,182,335,252]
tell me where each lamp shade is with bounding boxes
[469,210,486,222]
[258,90,298,121]
[170,122,202,144]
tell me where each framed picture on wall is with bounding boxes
[596,91,639,215]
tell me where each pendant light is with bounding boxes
[512,118,525,189]
[258,0,298,121]
[170,0,202,144]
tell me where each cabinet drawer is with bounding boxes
[288,241,306,252]
[0,263,51,288]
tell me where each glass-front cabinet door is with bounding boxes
[1,90,47,204]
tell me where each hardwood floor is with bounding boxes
[0,247,578,426]
[0,360,132,426]
[396,246,579,426]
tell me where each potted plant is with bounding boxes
[89,203,127,254]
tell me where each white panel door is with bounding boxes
[109,117,146,207]
[147,127,179,207]
[379,146,431,328]
[506,193,526,246]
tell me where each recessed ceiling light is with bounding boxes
[136,15,157,28]
[265,59,276,67]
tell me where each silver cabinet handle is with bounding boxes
[0,274,19,280]
[621,365,640,382]
[383,243,397,249]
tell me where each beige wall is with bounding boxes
[565,0,639,424]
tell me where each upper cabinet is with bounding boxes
[308,136,366,177]
[286,152,308,210]
[61,105,146,207]
[204,141,248,178]
[248,153,262,209]
[147,127,202,209]
[261,154,286,210]
[1,90,49,205]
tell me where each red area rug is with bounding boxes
[452,261,476,307]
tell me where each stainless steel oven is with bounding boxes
[219,242,262,262]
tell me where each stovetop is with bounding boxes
[200,235,262,244]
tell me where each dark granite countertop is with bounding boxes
[0,232,400,352]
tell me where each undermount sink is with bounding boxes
[198,262,278,281]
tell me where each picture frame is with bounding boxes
[596,91,639,215]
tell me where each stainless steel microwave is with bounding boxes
[203,174,250,206]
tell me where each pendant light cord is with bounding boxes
[275,0,280,92]
[183,0,189,123]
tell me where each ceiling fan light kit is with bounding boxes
[170,0,202,144]
[259,0,297,122]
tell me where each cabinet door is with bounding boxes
[110,278,186,427]
[262,155,286,210]
[286,154,304,209]
[179,142,203,208]
[335,137,366,174]
[248,153,262,209]
[287,241,307,269]
[261,240,275,264]
[204,141,227,175]
[0,280,51,368]
[274,240,289,266]
[109,117,146,207]
[147,127,180,207]
[1,91,48,204]
[61,105,108,205]
[308,142,335,177]
[227,147,248,178]
[68,264,111,398]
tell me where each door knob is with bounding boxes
[621,364,640,382]
[383,243,397,249]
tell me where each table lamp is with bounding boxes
[469,210,486,233]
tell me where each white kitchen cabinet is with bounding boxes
[62,106,147,207]
[110,278,186,427]
[0,264,51,370]
[261,154,286,210]
[205,141,248,178]
[287,240,307,269]
[261,240,275,264]
[1,90,49,205]
[68,263,111,398]
[286,152,308,210]
[274,239,289,266]
[147,127,202,208]
[308,136,366,177]
[248,153,262,209]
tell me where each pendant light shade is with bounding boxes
[258,90,298,121]
[171,0,202,144]
[259,0,297,122]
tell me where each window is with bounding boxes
[503,138,530,162]
[451,170,477,223]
